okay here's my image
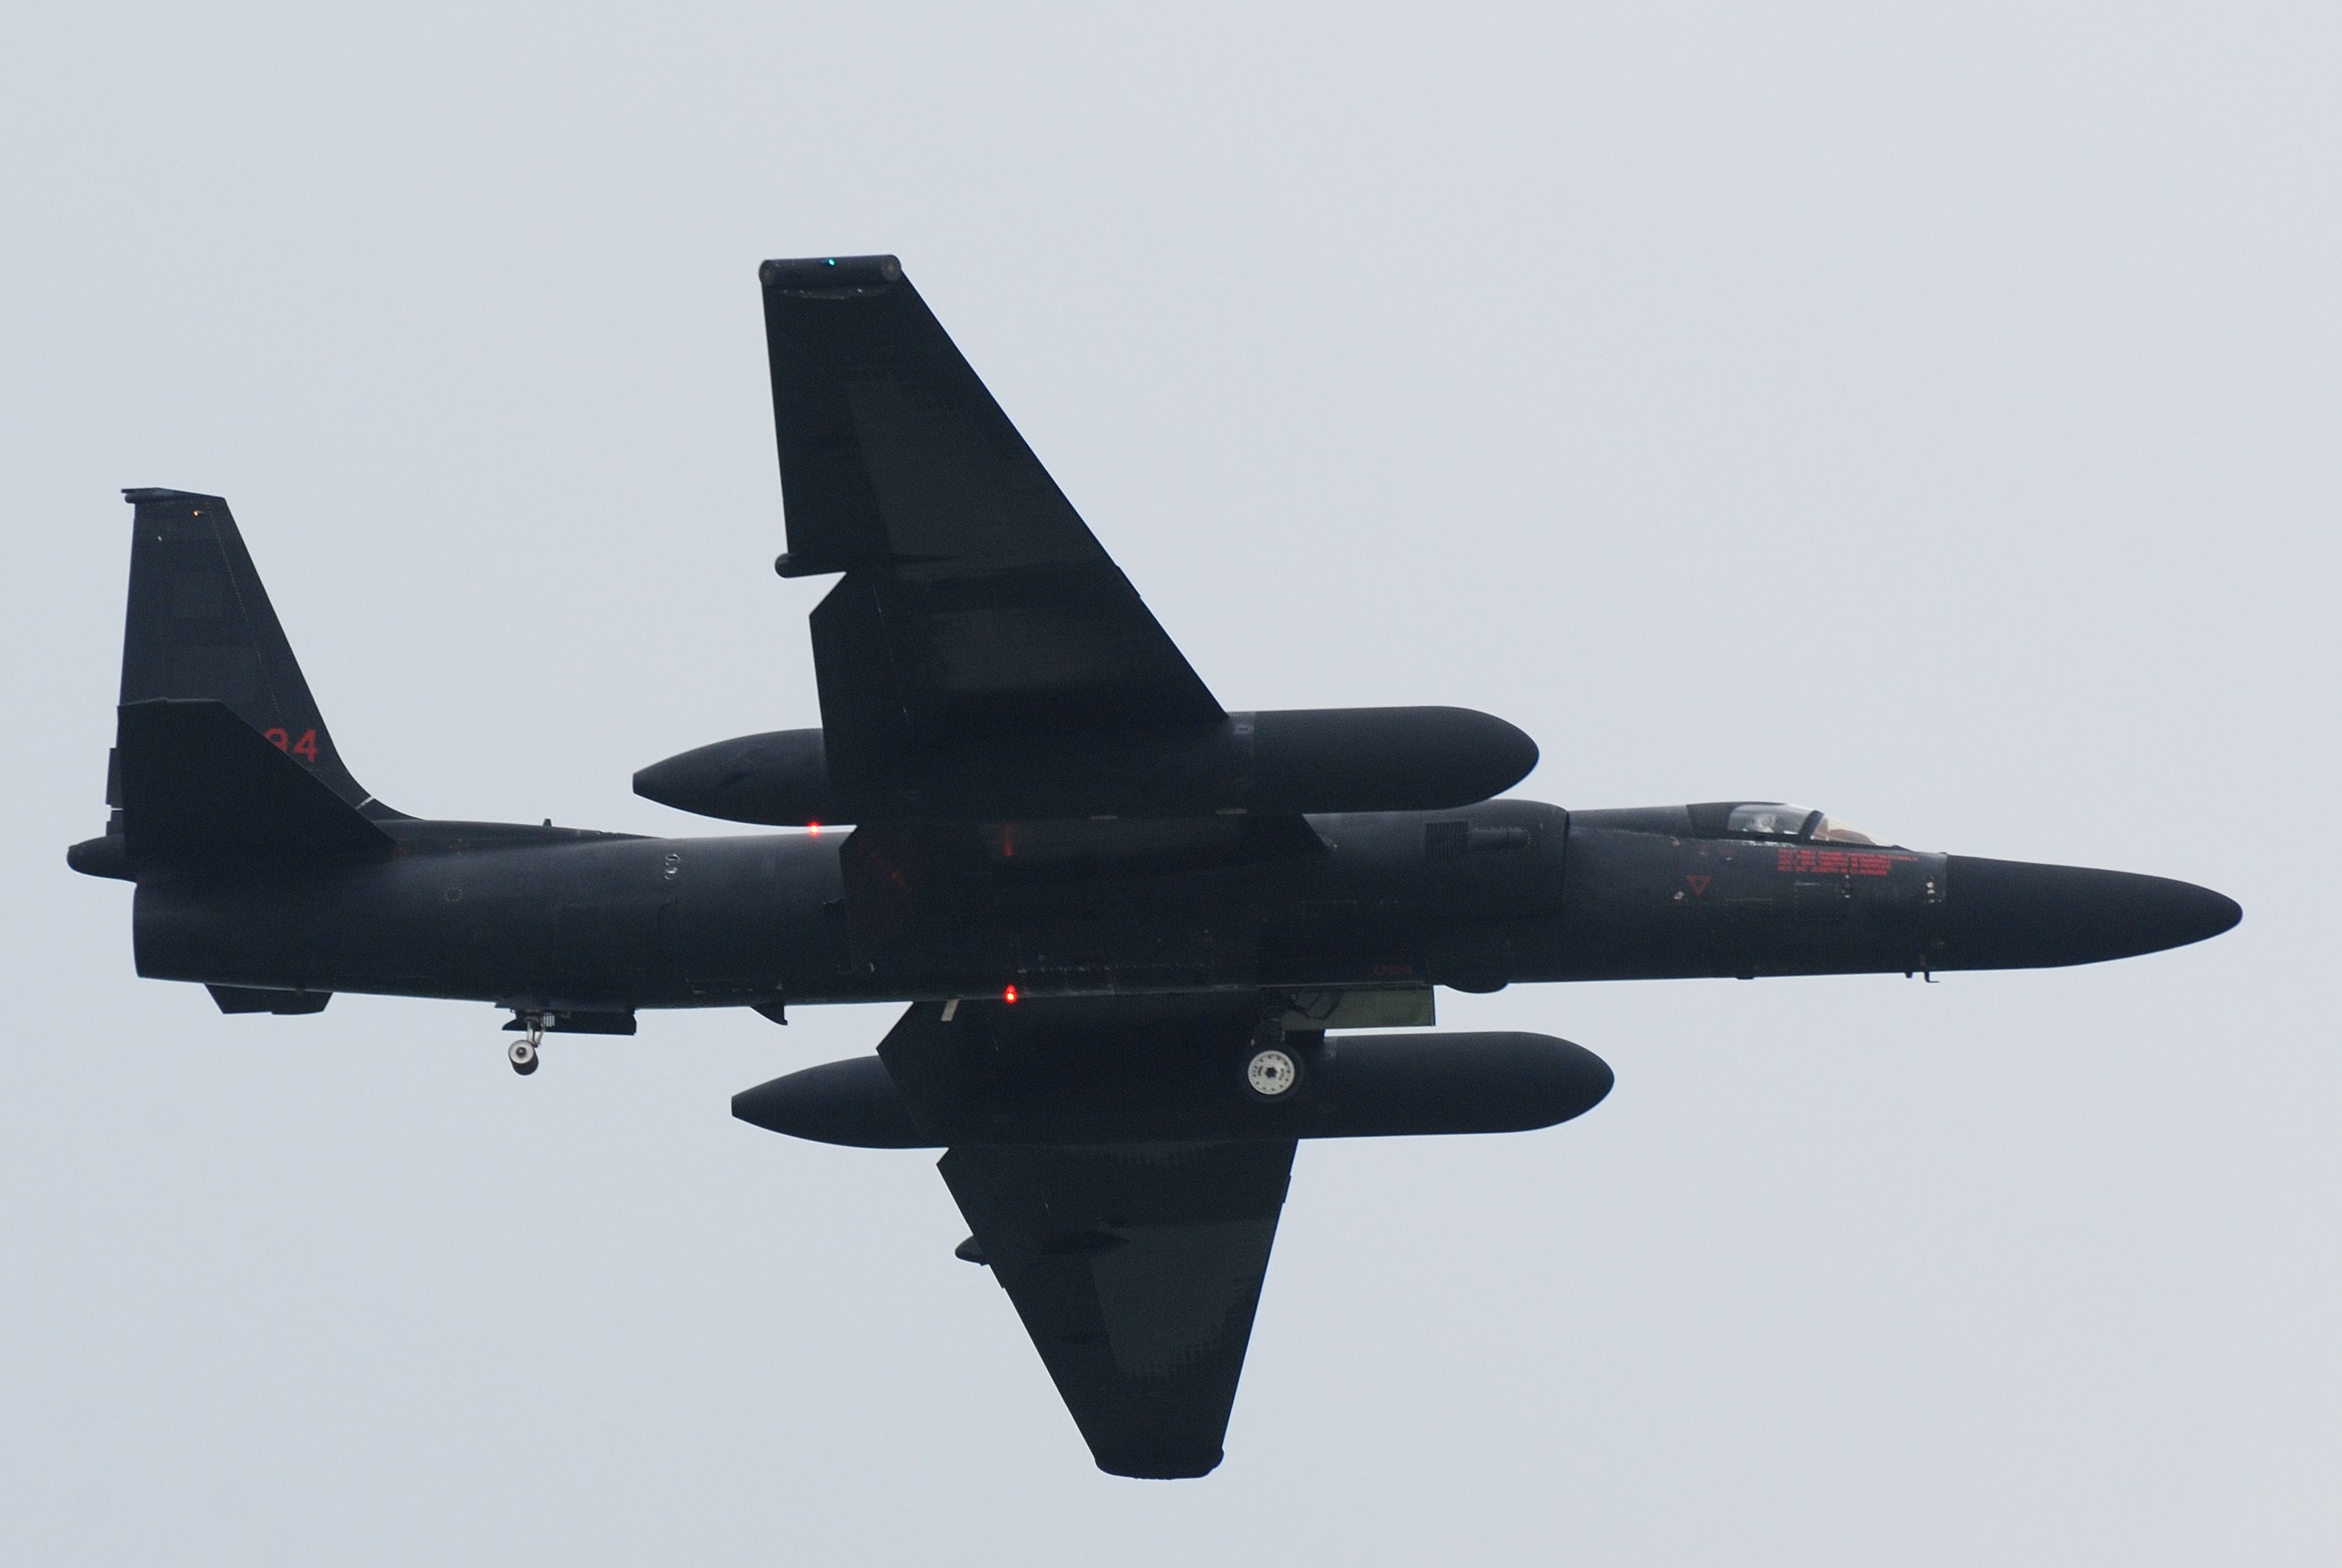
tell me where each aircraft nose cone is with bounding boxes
[1938,856,2241,970]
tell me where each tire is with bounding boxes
[508,1038,539,1075]
[1243,1047,1302,1100]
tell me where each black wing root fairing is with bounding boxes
[833,813,1328,968]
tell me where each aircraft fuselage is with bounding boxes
[99,798,2236,1017]
[74,242,2246,1477]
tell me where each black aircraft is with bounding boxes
[71,254,2241,1479]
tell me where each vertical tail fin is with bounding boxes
[115,488,397,818]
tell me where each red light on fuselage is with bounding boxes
[807,822,822,837]
[1003,985,1019,1004]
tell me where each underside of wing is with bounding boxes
[759,255,1222,801]
[730,998,1617,1476]
[940,1139,1295,1480]
[881,994,1297,1477]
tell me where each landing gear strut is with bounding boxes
[508,1012,544,1075]
[1243,1017,1306,1100]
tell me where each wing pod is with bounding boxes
[732,1026,1612,1149]
[632,728,843,825]
[636,705,1537,825]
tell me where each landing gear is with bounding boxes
[507,1012,544,1075]
[1242,1017,1306,1101]
[1244,1047,1300,1097]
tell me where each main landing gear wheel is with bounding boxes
[507,1011,545,1075]
[1244,1047,1300,1098]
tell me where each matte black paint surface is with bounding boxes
[115,806,2240,1010]
[1934,856,2244,970]
[74,257,2241,1479]
[632,706,1540,826]
[734,1019,1614,1149]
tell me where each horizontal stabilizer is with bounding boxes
[117,699,393,861]
[208,985,331,1015]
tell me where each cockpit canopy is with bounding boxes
[1688,801,1896,847]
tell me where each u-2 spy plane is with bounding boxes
[71,254,2241,1479]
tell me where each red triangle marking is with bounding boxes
[1685,874,1711,896]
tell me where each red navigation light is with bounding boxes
[807,822,822,837]
[1003,985,1019,1004]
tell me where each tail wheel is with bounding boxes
[1244,1047,1300,1099]
[507,1038,539,1075]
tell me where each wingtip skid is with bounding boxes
[759,254,903,291]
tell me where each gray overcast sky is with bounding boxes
[3,3,2333,1562]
